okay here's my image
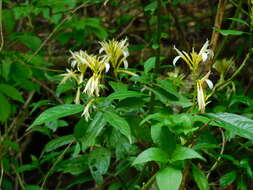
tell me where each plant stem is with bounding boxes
[27,2,89,63]
[40,141,74,190]
[179,163,190,190]
[207,52,251,98]
[154,0,161,73]
[141,172,157,190]
[214,0,242,59]
[207,128,225,179]
[149,0,162,113]
[206,0,227,70]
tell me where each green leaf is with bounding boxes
[57,154,89,175]
[3,10,15,33]
[144,1,157,12]
[17,34,42,51]
[144,57,156,73]
[219,171,237,188]
[192,164,210,190]
[0,93,11,122]
[146,85,192,108]
[109,81,128,92]
[81,112,107,151]
[2,141,20,152]
[206,113,253,140]
[108,182,122,190]
[0,84,24,103]
[227,18,249,26]
[88,147,111,184]
[229,95,253,107]
[17,164,38,173]
[29,104,84,129]
[237,176,248,190]
[133,147,169,165]
[107,91,145,101]
[92,25,108,40]
[74,118,89,140]
[219,29,245,36]
[171,146,205,162]
[156,166,182,190]
[11,62,32,82]
[117,97,145,110]
[151,125,176,156]
[30,100,52,114]
[104,111,132,143]
[66,176,92,189]
[43,135,74,153]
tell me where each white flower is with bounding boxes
[83,75,100,97]
[105,62,110,72]
[59,69,77,84]
[123,60,128,69]
[173,40,213,71]
[197,71,214,113]
[99,37,129,69]
[81,98,96,121]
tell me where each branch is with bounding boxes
[206,0,227,70]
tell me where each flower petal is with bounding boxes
[105,62,110,72]
[202,52,208,62]
[198,40,209,56]
[71,60,77,68]
[123,60,128,69]
[123,50,129,57]
[205,79,214,89]
[173,55,181,66]
[99,47,105,54]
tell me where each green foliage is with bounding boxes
[1,0,253,189]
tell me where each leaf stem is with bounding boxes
[40,141,74,190]
[207,52,251,98]
[141,172,157,190]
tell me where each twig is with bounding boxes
[0,161,3,187]
[207,128,225,179]
[27,2,90,63]
[141,172,157,190]
[40,141,74,190]
[155,0,162,73]
[31,78,64,104]
[116,12,142,39]
[167,4,189,50]
[207,52,251,98]
[214,0,243,59]
[149,0,162,113]
[7,91,35,136]
[11,164,25,190]
[179,165,190,190]
[206,0,227,70]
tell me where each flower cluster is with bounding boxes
[173,40,214,113]
[99,38,129,70]
[173,40,213,72]
[60,38,131,120]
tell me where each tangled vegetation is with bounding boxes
[1,0,253,190]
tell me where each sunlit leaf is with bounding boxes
[104,111,132,143]
[29,104,84,129]
[192,164,210,190]
[156,166,182,190]
[133,147,169,165]
[206,113,253,140]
